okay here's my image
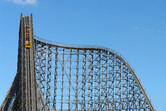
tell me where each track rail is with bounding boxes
[34,36,155,111]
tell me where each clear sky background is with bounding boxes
[0,0,166,110]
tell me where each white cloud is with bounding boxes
[8,0,38,5]
[133,26,150,32]
[133,26,141,30]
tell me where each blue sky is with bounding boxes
[0,0,166,110]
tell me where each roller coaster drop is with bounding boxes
[0,14,155,111]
